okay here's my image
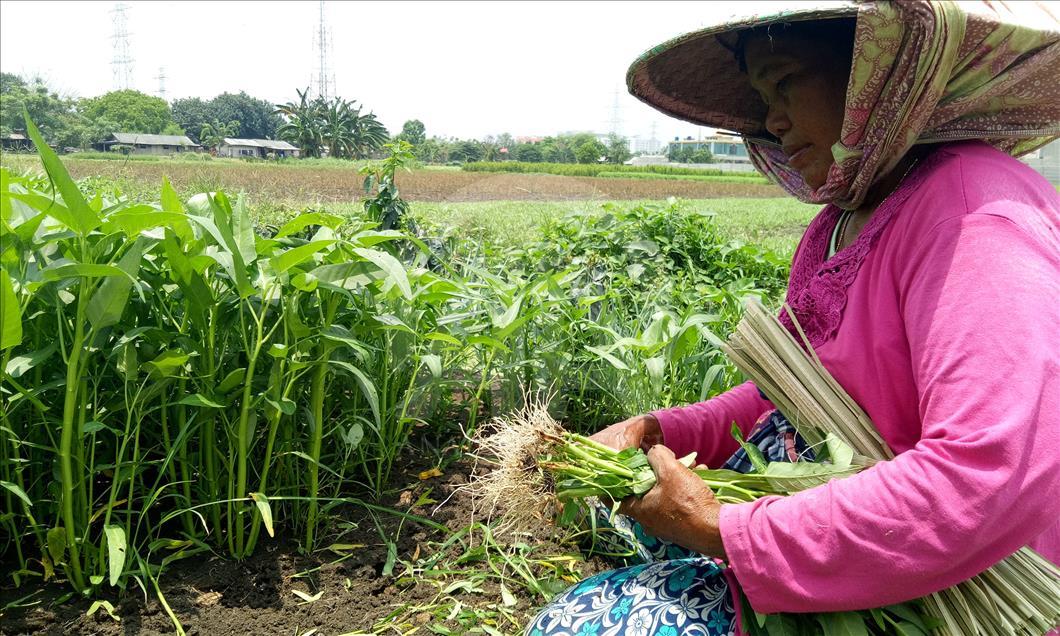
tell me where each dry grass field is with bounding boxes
[0,154,783,203]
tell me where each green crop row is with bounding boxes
[461,161,760,178]
[0,120,788,626]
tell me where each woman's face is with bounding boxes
[744,33,850,189]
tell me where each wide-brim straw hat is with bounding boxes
[628,1,1060,144]
[626,1,859,145]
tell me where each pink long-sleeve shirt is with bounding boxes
[653,141,1060,613]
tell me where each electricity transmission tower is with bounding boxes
[311,1,336,100]
[608,87,624,137]
[155,67,167,100]
[110,3,134,90]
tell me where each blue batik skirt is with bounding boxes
[525,412,813,636]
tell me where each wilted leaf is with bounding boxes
[291,588,324,603]
[418,467,443,481]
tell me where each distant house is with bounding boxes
[98,132,201,155]
[668,134,751,163]
[217,138,300,159]
[1,132,32,152]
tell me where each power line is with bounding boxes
[110,3,134,90]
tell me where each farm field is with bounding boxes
[0,149,814,635]
[0,154,784,203]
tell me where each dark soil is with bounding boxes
[0,456,607,635]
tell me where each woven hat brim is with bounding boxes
[626,4,859,142]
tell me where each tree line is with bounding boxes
[1,72,641,164]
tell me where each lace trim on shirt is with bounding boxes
[778,152,943,348]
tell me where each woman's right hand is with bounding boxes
[588,414,663,452]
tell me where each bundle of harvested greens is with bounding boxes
[722,300,1060,636]
[472,299,1060,635]
[471,402,940,635]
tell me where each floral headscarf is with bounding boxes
[746,1,1060,209]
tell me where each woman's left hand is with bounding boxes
[618,445,727,559]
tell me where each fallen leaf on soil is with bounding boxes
[325,543,365,555]
[194,591,222,607]
[398,490,413,507]
[500,583,517,607]
[418,467,443,480]
[291,589,324,603]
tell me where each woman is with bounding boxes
[527,2,1060,635]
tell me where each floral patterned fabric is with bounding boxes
[747,1,1060,210]
[524,559,736,636]
[525,416,809,636]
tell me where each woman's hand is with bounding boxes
[588,414,662,452]
[619,445,727,559]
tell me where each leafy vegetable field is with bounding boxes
[0,129,799,634]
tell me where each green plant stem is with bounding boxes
[305,296,338,552]
[246,352,289,555]
[234,297,270,558]
[58,278,89,591]
[201,306,221,545]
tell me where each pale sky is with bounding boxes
[0,1,794,141]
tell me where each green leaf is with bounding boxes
[0,268,21,350]
[330,360,381,429]
[143,350,190,379]
[586,345,630,371]
[46,526,66,565]
[107,209,191,240]
[4,342,57,378]
[373,313,416,334]
[275,212,345,238]
[103,524,126,586]
[176,393,224,409]
[86,600,120,622]
[23,111,100,235]
[217,367,246,394]
[265,397,296,416]
[87,239,144,330]
[422,354,442,379]
[320,325,369,357]
[309,261,376,290]
[492,294,525,330]
[626,239,660,255]
[160,176,183,214]
[249,492,275,538]
[1,480,32,507]
[353,247,412,299]
[41,262,128,282]
[816,612,869,636]
[349,229,406,247]
[344,423,364,448]
[731,423,769,473]
[271,239,335,274]
[644,356,666,384]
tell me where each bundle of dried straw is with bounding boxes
[722,300,1060,636]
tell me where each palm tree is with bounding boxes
[348,110,389,159]
[275,88,323,158]
[198,119,240,154]
[320,97,358,159]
